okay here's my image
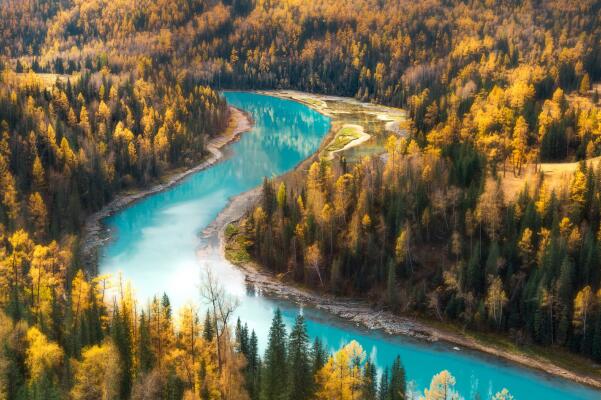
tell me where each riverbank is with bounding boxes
[219,214,601,390]
[207,96,601,391]
[80,106,253,271]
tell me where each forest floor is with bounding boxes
[80,106,253,272]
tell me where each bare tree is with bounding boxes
[199,264,239,371]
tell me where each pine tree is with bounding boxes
[247,330,261,400]
[387,260,398,308]
[137,311,154,373]
[262,178,277,217]
[236,318,249,356]
[288,314,313,400]
[362,361,377,400]
[312,337,327,378]
[389,355,406,400]
[203,311,214,341]
[262,309,288,400]
[592,310,601,361]
[111,306,133,398]
[378,368,390,400]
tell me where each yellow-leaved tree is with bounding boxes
[26,327,63,384]
[316,340,365,400]
[421,370,458,400]
[485,276,508,327]
[71,341,121,400]
[573,286,597,338]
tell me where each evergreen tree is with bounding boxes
[247,330,261,400]
[592,312,601,362]
[162,293,172,320]
[236,318,249,356]
[137,311,154,373]
[362,361,378,400]
[389,355,406,400]
[203,311,214,342]
[262,178,277,217]
[262,309,288,400]
[378,368,390,400]
[387,260,398,308]
[312,337,327,378]
[287,314,313,400]
[111,307,133,399]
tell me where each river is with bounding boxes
[99,91,599,399]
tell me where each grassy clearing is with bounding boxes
[498,157,601,201]
[224,223,252,265]
[9,71,75,89]
[323,124,369,160]
[326,125,364,151]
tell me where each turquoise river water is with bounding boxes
[100,92,600,399]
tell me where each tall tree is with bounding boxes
[262,309,288,400]
[389,355,406,400]
[315,340,365,400]
[287,314,313,400]
[71,340,121,400]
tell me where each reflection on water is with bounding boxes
[101,92,329,305]
[100,92,599,400]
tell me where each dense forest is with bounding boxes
[0,0,600,398]
[218,0,601,367]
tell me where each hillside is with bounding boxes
[0,0,601,399]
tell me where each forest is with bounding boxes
[0,0,600,398]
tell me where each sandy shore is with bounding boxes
[80,106,253,272]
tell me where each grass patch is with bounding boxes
[498,157,601,201]
[299,97,327,109]
[224,222,252,265]
[325,125,364,153]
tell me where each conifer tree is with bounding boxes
[378,368,390,400]
[389,355,406,400]
[137,311,154,373]
[262,309,288,400]
[111,307,133,399]
[362,361,377,400]
[203,311,214,342]
[312,337,327,378]
[288,314,313,400]
[247,330,261,400]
